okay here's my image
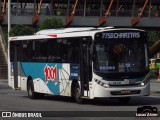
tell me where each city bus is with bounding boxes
[8,27,150,104]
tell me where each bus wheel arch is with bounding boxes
[71,79,83,104]
[71,79,78,97]
[27,76,44,99]
[27,76,32,91]
[27,78,36,99]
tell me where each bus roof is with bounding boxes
[9,27,146,41]
[35,27,96,35]
[9,27,96,41]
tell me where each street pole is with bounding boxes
[0,0,1,15]
[8,0,11,38]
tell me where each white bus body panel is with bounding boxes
[8,76,21,90]
[58,64,71,96]
[91,73,150,98]
[33,78,53,94]
[9,76,14,89]
[20,77,27,91]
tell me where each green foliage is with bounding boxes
[1,27,8,49]
[147,30,160,46]
[8,17,64,37]
[39,17,64,30]
[9,25,35,36]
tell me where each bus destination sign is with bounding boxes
[95,31,145,40]
[102,32,140,39]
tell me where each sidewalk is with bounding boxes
[149,77,160,96]
[150,78,160,83]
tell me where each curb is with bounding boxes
[150,80,160,83]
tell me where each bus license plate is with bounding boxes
[121,90,130,94]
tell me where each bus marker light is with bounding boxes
[97,81,101,84]
[48,34,57,38]
[102,83,109,88]
[94,78,98,82]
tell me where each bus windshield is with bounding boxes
[93,40,148,76]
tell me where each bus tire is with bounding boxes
[118,97,130,104]
[27,80,44,99]
[74,83,83,104]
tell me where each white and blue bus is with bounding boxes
[8,27,150,104]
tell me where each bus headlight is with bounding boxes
[140,82,145,86]
[94,79,110,88]
[140,78,149,86]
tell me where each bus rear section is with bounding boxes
[90,29,150,103]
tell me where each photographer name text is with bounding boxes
[136,113,158,117]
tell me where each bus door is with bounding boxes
[13,43,21,89]
[80,39,92,97]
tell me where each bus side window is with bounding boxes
[33,40,48,62]
[21,41,33,62]
[67,40,79,63]
[48,39,68,63]
[10,41,14,62]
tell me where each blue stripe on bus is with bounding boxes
[21,62,80,95]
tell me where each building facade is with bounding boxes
[0,0,160,27]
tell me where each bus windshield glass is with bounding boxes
[93,40,148,74]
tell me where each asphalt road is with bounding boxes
[0,79,160,120]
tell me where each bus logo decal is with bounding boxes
[44,64,58,85]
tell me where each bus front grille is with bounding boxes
[110,90,141,95]
[109,84,140,87]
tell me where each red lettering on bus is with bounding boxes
[44,65,57,84]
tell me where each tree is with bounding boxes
[9,17,64,37]
[149,40,160,58]
[39,17,64,30]
[147,30,160,57]
[9,25,35,36]
[147,30,160,46]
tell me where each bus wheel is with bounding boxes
[27,80,43,99]
[118,97,130,104]
[74,83,83,104]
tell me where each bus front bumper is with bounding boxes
[92,82,150,98]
